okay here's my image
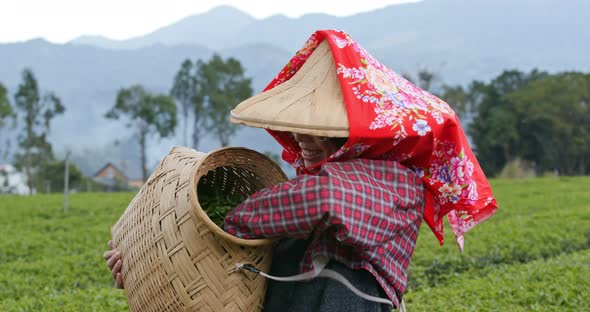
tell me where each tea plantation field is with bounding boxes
[1,177,589,311]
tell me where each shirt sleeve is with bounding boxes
[223,160,424,249]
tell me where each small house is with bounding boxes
[94,163,129,189]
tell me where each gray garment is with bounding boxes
[262,238,392,312]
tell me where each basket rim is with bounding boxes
[189,146,287,247]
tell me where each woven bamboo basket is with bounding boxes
[111,146,287,312]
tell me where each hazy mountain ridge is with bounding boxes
[64,0,590,83]
[71,5,257,50]
[1,0,589,178]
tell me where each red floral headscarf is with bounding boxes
[264,30,497,250]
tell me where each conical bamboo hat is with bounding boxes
[230,40,349,137]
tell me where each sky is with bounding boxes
[0,0,420,44]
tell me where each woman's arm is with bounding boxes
[224,160,424,249]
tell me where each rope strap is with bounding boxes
[235,256,394,308]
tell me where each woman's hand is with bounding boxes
[103,240,124,289]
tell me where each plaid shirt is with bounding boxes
[224,159,425,307]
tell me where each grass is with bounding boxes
[405,176,590,311]
[0,176,589,311]
[0,193,132,311]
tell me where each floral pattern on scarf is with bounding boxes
[263,30,498,250]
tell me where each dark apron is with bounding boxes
[262,238,392,312]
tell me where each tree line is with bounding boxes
[0,69,66,194]
[0,53,252,193]
[1,63,588,194]
[105,53,252,181]
[412,69,589,177]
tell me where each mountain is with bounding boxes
[1,0,589,178]
[67,0,590,83]
[71,6,256,50]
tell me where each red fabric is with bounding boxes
[225,159,425,306]
[264,30,498,249]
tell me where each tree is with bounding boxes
[35,159,84,193]
[13,68,65,194]
[171,55,253,149]
[197,54,253,146]
[440,85,468,120]
[507,72,590,175]
[105,85,177,181]
[0,82,15,159]
[468,69,547,176]
[170,59,197,147]
[0,82,14,128]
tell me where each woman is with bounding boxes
[223,132,424,312]
[105,132,423,311]
[105,29,497,311]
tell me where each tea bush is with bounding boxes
[1,177,589,311]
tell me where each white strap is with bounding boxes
[236,256,394,308]
[252,256,329,282]
[317,268,394,306]
[399,298,406,312]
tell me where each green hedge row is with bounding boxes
[1,177,588,311]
